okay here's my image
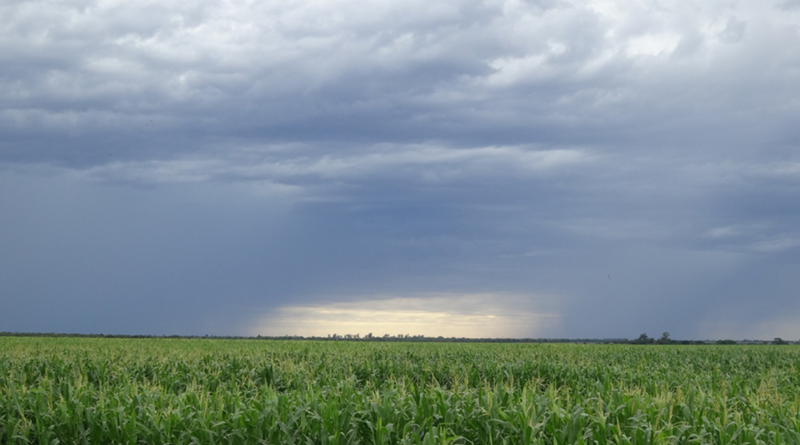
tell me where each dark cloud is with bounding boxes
[1,0,800,338]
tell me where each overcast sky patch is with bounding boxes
[2,0,800,339]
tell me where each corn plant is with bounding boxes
[1,338,799,444]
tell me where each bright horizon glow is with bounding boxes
[250,294,559,338]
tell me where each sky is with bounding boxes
[1,0,800,340]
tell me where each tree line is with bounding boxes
[1,331,796,344]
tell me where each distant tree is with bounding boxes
[632,333,654,344]
[716,339,737,345]
[656,332,672,344]
[773,337,788,345]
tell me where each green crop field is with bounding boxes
[1,338,800,444]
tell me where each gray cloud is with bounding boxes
[2,0,800,339]
[4,0,797,161]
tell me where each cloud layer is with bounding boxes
[2,0,800,339]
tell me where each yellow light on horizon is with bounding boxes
[249,293,559,338]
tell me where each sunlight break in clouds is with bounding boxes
[250,294,559,338]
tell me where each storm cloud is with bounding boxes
[1,0,799,339]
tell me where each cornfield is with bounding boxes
[1,337,799,444]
